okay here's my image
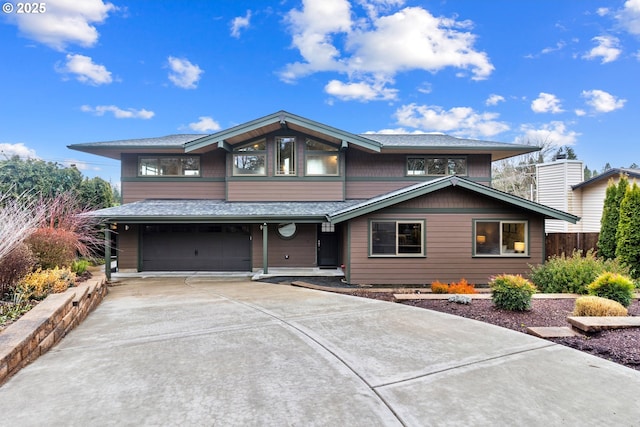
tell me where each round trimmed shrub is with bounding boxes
[489,274,537,311]
[587,272,636,307]
[573,295,628,317]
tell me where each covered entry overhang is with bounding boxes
[89,199,364,278]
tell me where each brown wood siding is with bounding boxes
[346,151,406,177]
[227,181,343,201]
[116,224,139,271]
[346,181,420,199]
[252,224,317,268]
[467,154,491,178]
[122,181,225,203]
[346,188,545,285]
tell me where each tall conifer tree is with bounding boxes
[616,181,640,279]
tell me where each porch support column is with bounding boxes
[104,227,111,281]
[262,223,268,274]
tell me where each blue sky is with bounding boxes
[1,0,639,186]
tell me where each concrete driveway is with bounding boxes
[1,277,640,426]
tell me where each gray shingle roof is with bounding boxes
[360,133,521,149]
[71,134,206,148]
[88,199,366,222]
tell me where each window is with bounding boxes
[474,220,528,256]
[138,156,200,177]
[305,139,339,176]
[370,220,424,256]
[407,156,467,176]
[276,137,296,175]
[233,140,266,175]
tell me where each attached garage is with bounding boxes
[141,224,251,271]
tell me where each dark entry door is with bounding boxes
[142,224,251,271]
[317,224,339,267]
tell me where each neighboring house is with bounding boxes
[536,160,640,233]
[69,111,578,285]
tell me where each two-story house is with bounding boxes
[69,111,578,285]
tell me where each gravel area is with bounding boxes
[266,278,640,371]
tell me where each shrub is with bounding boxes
[0,292,33,327]
[16,267,76,301]
[573,296,628,317]
[431,280,449,294]
[529,249,630,294]
[587,272,636,307]
[448,278,477,294]
[489,274,537,311]
[26,228,78,269]
[71,259,90,275]
[0,243,35,300]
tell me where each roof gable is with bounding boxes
[328,176,580,224]
[184,110,382,153]
[572,168,640,190]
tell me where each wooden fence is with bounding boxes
[545,232,600,259]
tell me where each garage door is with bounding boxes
[142,224,251,271]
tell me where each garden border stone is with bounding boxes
[0,273,107,386]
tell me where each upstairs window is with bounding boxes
[276,136,296,175]
[233,140,266,176]
[138,156,200,177]
[407,156,467,176]
[305,139,339,176]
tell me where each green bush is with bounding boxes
[490,274,537,311]
[573,296,628,316]
[587,272,636,307]
[71,259,90,275]
[529,250,630,294]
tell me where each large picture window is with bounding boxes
[474,220,528,256]
[233,140,266,176]
[276,136,296,175]
[305,139,339,176]
[138,156,200,177]
[370,220,425,256]
[407,156,467,176]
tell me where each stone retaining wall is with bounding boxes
[0,275,108,386]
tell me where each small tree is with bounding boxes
[616,182,640,279]
[598,175,628,259]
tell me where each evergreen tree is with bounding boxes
[616,181,640,279]
[584,166,592,180]
[598,175,628,259]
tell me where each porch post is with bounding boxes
[104,227,111,281]
[262,223,268,274]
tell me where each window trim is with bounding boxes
[137,155,201,177]
[369,219,426,257]
[473,219,529,257]
[406,156,467,176]
[275,136,297,176]
[232,139,267,176]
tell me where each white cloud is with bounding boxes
[516,121,579,146]
[80,105,154,119]
[188,116,221,132]
[575,109,586,117]
[57,53,112,85]
[583,35,621,63]
[486,94,505,106]
[531,92,564,114]
[167,56,203,89]
[10,0,116,51]
[0,143,38,159]
[230,10,252,38]
[324,79,398,101]
[581,89,626,113]
[394,103,509,137]
[616,0,640,35]
[280,2,493,96]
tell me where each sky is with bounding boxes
[1,0,639,186]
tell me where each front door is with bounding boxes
[317,223,339,267]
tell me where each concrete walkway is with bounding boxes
[1,277,639,426]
